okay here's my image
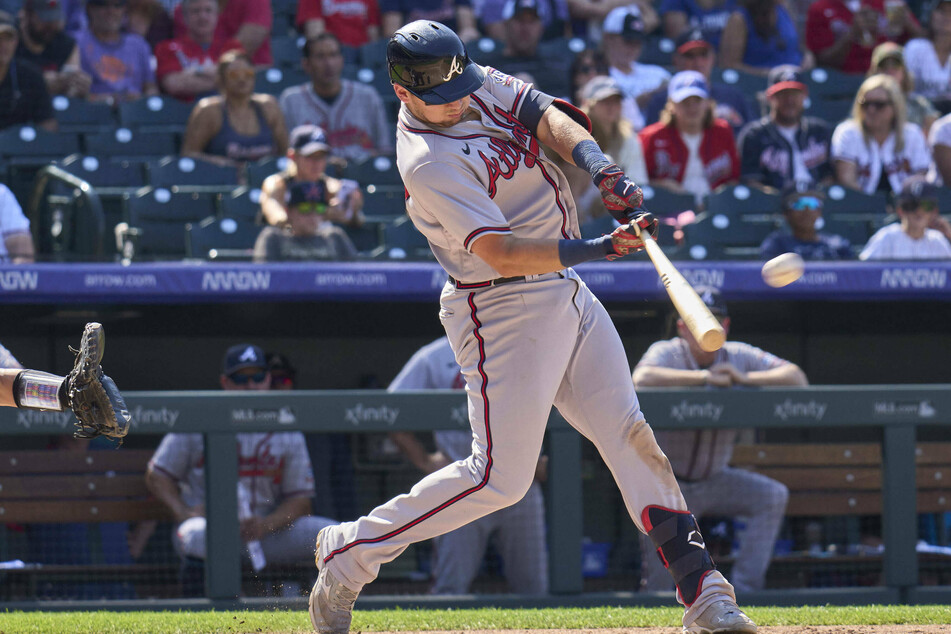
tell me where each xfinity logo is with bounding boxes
[16,410,74,429]
[202,271,271,291]
[670,400,722,422]
[0,270,39,291]
[773,399,827,421]
[128,406,179,427]
[344,404,400,426]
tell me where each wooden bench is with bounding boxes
[0,449,177,600]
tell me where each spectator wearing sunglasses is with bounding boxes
[254,178,358,262]
[146,343,335,596]
[760,187,854,261]
[831,74,930,196]
[181,50,288,168]
[859,176,951,260]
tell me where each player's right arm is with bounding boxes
[633,364,730,388]
[145,467,200,523]
[260,173,290,226]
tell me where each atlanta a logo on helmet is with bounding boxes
[442,55,464,81]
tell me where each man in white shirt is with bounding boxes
[0,184,34,263]
[602,5,670,110]
[928,112,951,186]
[860,176,951,260]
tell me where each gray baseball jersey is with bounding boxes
[388,337,548,594]
[279,80,393,163]
[635,337,791,592]
[317,66,738,622]
[149,432,316,517]
[0,342,22,369]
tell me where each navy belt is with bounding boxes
[447,275,526,289]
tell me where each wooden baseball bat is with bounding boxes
[634,225,726,352]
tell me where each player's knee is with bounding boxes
[770,479,790,511]
[625,417,675,475]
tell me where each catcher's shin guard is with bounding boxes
[642,506,716,606]
[12,370,68,411]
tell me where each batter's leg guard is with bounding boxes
[642,506,716,607]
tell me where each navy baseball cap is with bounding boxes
[668,70,708,103]
[502,0,539,20]
[603,5,645,41]
[693,285,728,317]
[286,180,328,208]
[767,65,807,97]
[290,124,331,156]
[675,28,711,55]
[896,175,939,206]
[266,352,297,380]
[222,344,267,375]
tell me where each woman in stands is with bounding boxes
[181,50,288,169]
[718,0,809,76]
[868,42,938,137]
[902,0,951,112]
[831,74,930,196]
[639,70,739,207]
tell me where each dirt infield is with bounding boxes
[380,625,951,634]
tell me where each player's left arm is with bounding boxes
[709,360,808,387]
[244,495,311,541]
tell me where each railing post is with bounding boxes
[547,421,583,594]
[882,423,918,596]
[204,432,241,599]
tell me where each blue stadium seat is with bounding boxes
[51,96,116,134]
[148,156,240,192]
[714,67,768,98]
[580,214,619,239]
[639,35,676,67]
[246,156,290,188]
[536,37,588,59]
[272,34,304,69]
[352,66,393,96]
[0,126,81,201]
[343,155,402,187]
[816,216,871,249]
[822,185,889,220]
[379,216,430,260]
[220,187,263,222]
[343,221,384,253]
[271,12,293,36]
[60,154,147,191]
[254,67,308,96]
[186,215,259,260]
[682,211,777,260]
[362,185,405,218]
[805,97,852,127]
[119,188,220,259]
[705,184,782,219]
[640,184,696,218]
[358,38,388,69]
[83,128,177,160]
[804,67,866,101]
[117,96,192,135]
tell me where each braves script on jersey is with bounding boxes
[397,68,580,283]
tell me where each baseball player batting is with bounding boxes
[309,20,757,634]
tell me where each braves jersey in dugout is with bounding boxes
[396,67,582,284]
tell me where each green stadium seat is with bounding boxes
[186,215,259,260]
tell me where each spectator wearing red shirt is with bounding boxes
[806,0,922,74]
[639,70,740,205]
[155,0,242,101]
[173,0,271,66]
[295,0,381,47]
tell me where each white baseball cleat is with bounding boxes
[683,599,757,634]
[309,528,359,634]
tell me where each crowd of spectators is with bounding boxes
[0,0,949,263]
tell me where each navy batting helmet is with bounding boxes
[386,20,486,104]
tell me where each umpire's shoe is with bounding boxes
[684,599,757,633]
[309,528,359,633]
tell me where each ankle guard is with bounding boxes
[642,506,715,606]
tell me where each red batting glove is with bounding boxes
[593,163,645,223]
[607,212,659,259]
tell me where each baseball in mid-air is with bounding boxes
[762,252,805,287]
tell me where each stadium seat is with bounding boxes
[117,95,192,135]
[805,97,853,126]
[705,184,782,219]
[536,37,588,59]
[362,184,405,218]
[246,156,290,188]
[254,67,308,96]
[714,67,768,99]
[51,96,116,134]
[379,216,430,260]
[272,34,304,69]
[119,188,219,259]
[343,221,384,253]
[186,215,259,260]
[580,214,619,240]
[0,126,81,201]
[60,154,147,191]
[358,38,388,69]
[639,35,675,67]
[271,12,292,36]
[822,185,889,220]
[220,187,263,222]
[640,184,696,218]
[816,216,871,249]
[352,66,394,95]
[682,211,777,260]
[83,128,177,160]
[148,156,240,192]
[804,67,865,101]
[343,155,402,187]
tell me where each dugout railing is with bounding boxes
[1,385,949,610]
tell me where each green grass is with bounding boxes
[0,605,950,633]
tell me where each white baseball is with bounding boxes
[762,252,805,288]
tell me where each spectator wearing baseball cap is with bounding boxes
[718,0,805,77]
[658,0,736,50]
[476,0,572,98]
[476,0,569,42]
[639,70,740,205]
[860,175,951,260]
[602,4,670,109]
[15,0,92,98]
[253,178,359,262]
[902,0,951,107]
[642,27,755,134]
[0,11,56,132]
[260,124,365,229]
[868,42,939,137]
[737,65,834,192]
[760,187,854,261]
